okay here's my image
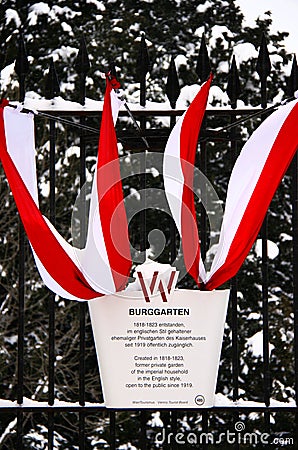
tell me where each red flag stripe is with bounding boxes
[180,76,212,286]
[163,75,212,286]
[97,80,132,291]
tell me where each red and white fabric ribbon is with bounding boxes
[0,78,131,300]
[164,86,298,290]
[163,75,212,288]
[205,98,298,290]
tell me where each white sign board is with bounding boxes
[89,289,229,408]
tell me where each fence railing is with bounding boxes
[0,32,297,449]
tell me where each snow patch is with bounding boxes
[280,233,292,242]
[209,26,234,50]
[28,2,50,26]
[196,1,212,13]
[5,9,21,28]
[246,330,274,357]
[233,43,258,63]
[255,239,279,259]
[87,0,106,10]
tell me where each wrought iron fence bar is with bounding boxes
[48,411,54,450]
[162,412,171,450]
[48,116,56,450]
[17,222,25,408]
[201,411,209,450]
[79,411,85,450]
[15,35,27,450]
[140,411,147,450]
[286,65,298,445]
[256,36,272,427]
[168,115,177,262]
[139,128,147,258]
[292,153,298,444]
[171,411,178,450]
[199,118,207,261]
[231,279,239,400]
[109,411,116,450]
[16,409,23,450]
[79,113,87,448]
[229,115,239,403]
[77,37,89,448]
[232,414,241,450]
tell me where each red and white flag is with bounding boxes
[163,75,212,288]
[0,78,131,300]
[163,78,298,291]
[205,98,298,290]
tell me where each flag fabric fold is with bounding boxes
[0,77,132,300]
[163,74,212,287]
[205,98,298,290]
[163,78,298,291]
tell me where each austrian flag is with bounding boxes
[164,85,298,290]
[205,98,298,290]
[0,78,132,300]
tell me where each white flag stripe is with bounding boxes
[164,116,185,234]
[4,108,38,204]
[77,174,116,294]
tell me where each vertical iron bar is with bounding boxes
[48,117,56,450]
[169,115,177,263]
[162,413,170,450]
[231,277,239,400]
[201,411,208,450]
[137,34,149,109]
[226,59,242,448]
[44,57,60,450]
[17,220,25,409]
[136,35,149,257]
[196,34,211,262]
[138,34,148,255]
[16,410,23,450]
[79,111,87,450]
[140,411,147,450]
[109,411,116,450]
[75,34,90,450]
[171,411,178,450]
[230,121,239,402]
[139,125,147,258]
[286,55,298,445]
[260,147,270,418]
[15,32,29,450]
[256,34,271,428]
[292,153,298,444]
[196,39,211,438]
[199,129,207,261]
[165,55,180,263]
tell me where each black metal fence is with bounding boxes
[0,33,297,449]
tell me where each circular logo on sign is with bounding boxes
[195,395,205,406]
